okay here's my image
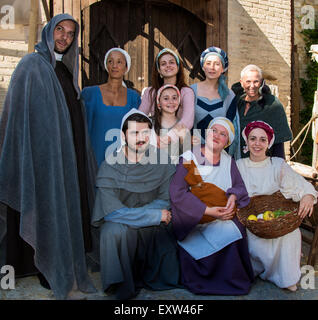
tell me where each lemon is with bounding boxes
[263,210,275,221]
[247,215,258,221]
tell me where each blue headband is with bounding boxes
[156,48,180,70]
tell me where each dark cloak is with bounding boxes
[231,82,292,158]
[0,14,97,299]
[54,60,92,251]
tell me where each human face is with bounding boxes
[202,55,224,80]
[124,121,151,154]
[247,128,269,161]
[158,88,179,115]
[53,20,76,54]
[206,124,229,153]
[106,51,127,78]
[158,53,179,79]
[240,70,262,100]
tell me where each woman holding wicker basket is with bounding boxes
[236,120,318,291]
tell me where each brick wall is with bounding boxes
[227,0,292,110]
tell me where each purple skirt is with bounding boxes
[178,217,254,295]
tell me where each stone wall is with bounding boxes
[0,40,28,114]
[227,0,292,110]
[0,1,46,113]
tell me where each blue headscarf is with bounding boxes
[200,46,228,72]
[200,46,229,101]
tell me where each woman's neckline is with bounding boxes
[97,85,128,107]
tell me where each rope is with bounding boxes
[289,114,318,161]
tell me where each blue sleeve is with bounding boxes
[81,87,95,134]
[128,89,141,108]
[104,199,170,228]
[136,92,141,108]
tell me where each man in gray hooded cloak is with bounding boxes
[0,14,97,299]
[92,109,181,299]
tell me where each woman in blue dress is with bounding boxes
[81,48,141,166]
[191,47,238,156]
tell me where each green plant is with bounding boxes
[299,27,318,164]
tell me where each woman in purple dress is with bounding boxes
[169,117,254,295]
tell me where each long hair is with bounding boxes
[149,51,188,107]
[153,101,162,136]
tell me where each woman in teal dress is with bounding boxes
[81,48,141,166]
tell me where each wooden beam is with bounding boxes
[73,0,81,88]
[54,0,64,14]
[64,0,73,15]
[28,0,39,53]
[72,0,81,24]
[289,161,318,180]
[313,91,318,170]
[81,0,100,10]
[219,0,227,53]
[168,0,214,26]
[41,0,51,21]
[205,0,215,47]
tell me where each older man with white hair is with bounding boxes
[232,64,292,159]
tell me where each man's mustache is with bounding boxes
[136,141,146,145]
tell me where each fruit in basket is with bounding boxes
[247,214,258,221]
[257,213,264,220]
[263,210,275,221]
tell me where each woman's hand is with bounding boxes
[161,209,172,224]
[205,206,235,221]
[225,194,237,214]
[298,194,315,219]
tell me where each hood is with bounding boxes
[35,14,80,98]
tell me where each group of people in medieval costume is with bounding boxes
[0,14,316,300]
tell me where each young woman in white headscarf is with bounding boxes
[81,48,141,166]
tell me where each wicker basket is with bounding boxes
[237,191,302,239]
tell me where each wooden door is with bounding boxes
[82,0,206,93]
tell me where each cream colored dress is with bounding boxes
[236,157,317,288]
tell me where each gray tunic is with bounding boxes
[92,148,181,299]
